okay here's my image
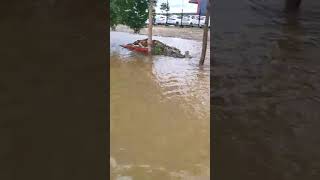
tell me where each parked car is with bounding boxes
[167,16,182,26]
[188,15,199,21]
[188,15,199,26]
[181,17,192,26]
[189,16,209,27]
[199,17,211,28]
[155,15,167,25]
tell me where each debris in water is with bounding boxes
[121,38,191,58]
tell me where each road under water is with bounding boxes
[110,32,210,179]
[213,0,320,179]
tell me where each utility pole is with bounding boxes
[199,0,210,66]
[166,0,169,25]
[198,9,201,27]
[148,0,153,54]
[181,9,183,27]
[180,0,183,27]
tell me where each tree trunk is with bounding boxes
[199,0,210,66]
[148,0,153,54]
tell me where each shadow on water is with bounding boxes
[110,32,210,180]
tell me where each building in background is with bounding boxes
[189,0,208,16]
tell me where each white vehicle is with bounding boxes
[189,16,205,27]
[167,16,182,26]
[155,15,167,25]
[188,15,199,21]
[199,17,211,28]
[181,17,192,26]
[188,15,199,26]
[170,15,179,19]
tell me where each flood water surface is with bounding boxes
[213,0,320,179]
[110,32,210,179]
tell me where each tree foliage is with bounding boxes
[110,0,149,33]
[160,1,169,24]
[160,2,170,13]
[110,0,159,33]
[110,0,120,30]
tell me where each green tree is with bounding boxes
[160,1,170,24]
[160,2,170,13]
[115,0,149,33]
[110,0,120,30]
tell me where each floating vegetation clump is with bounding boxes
[121,39,190,58]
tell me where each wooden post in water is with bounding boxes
[285,0,302,12]
[148,0,153,55]
[199,0,210,66]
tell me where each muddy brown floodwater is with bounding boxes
[213,0,320,179]
[110,32,210,179]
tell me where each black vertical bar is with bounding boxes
[0,1,108,179]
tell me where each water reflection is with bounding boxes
[110,32,210,179]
